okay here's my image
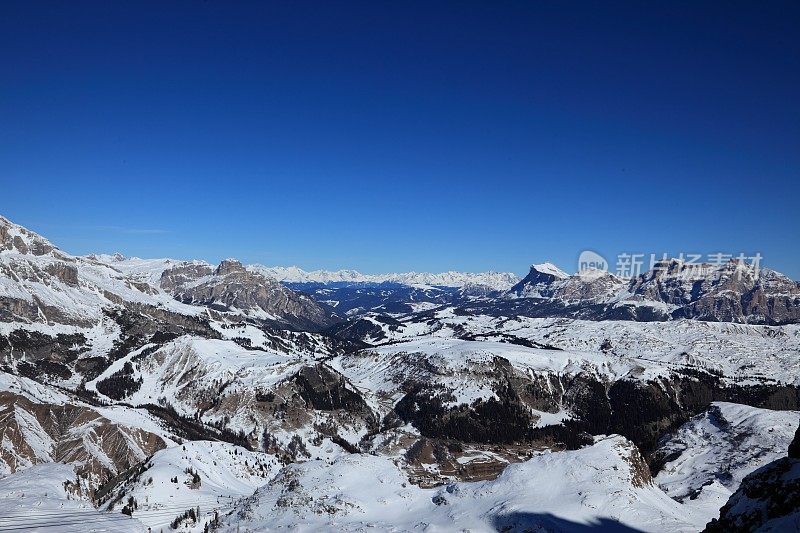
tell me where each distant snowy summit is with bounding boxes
[86,252,521,292]
[249,264,522,291]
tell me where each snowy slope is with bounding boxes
[531,262,569,279]
[355,311,800,385]
[85,336,302,409]
[87,254,211,288]
[0,217,211,328]
[0,463,145,532]
[654,402,800,523]
[331,336,655,417]
[221,435,704,532]
[101,441,279,532]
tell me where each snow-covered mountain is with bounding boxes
[504,259,800,324]
[87,250,800,325]
[2,213,800,532]
[98,440,280,531]
[250,264,521,291]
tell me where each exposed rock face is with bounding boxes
[0,216,56,256]
[44,262,79,286]
[215,258,246,276]
[0,256,94,326]
[0,295,40,323]
[664,261,800,324]
[0,390,166,492]
[82,336,377,461]
[508,263,570,298]
[504,259,800,325]
[159,262,214,292]
[705,456,800,531]
[164,259,338,330]
[789,423,800,459]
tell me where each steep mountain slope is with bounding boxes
[1,213,336,337]
[165,259,338,331]
[705,425,800,532]
[85,335,378,462]
[0,372,169,491]
[0,217,204,328]
[89,254,339,331]
[653,402,799,523]
[508,261,571,297]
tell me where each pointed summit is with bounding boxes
[531,262,569,280]
[508,262,569,297]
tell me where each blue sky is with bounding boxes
[2,2,798,277]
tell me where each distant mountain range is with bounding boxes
[248,264,523,291]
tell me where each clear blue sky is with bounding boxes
[2,2,798,277]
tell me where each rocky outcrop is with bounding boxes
[0,389,166,492]
[704,426,800,532]
[44,262,79,286]
[158,261,214,292]
[215,258,246,276]
[0,215,56,256]
[790,425,800,459]
[0,296,40,322]
[164,259,339,331]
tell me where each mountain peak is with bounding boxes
[0,214,57,256]
[215,258,246,276]
[531,262,569,279]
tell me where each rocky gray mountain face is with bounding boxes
[0,215,57,256]
[163,258,338,331]
[501,259,800,325]
[0,386,166,494]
